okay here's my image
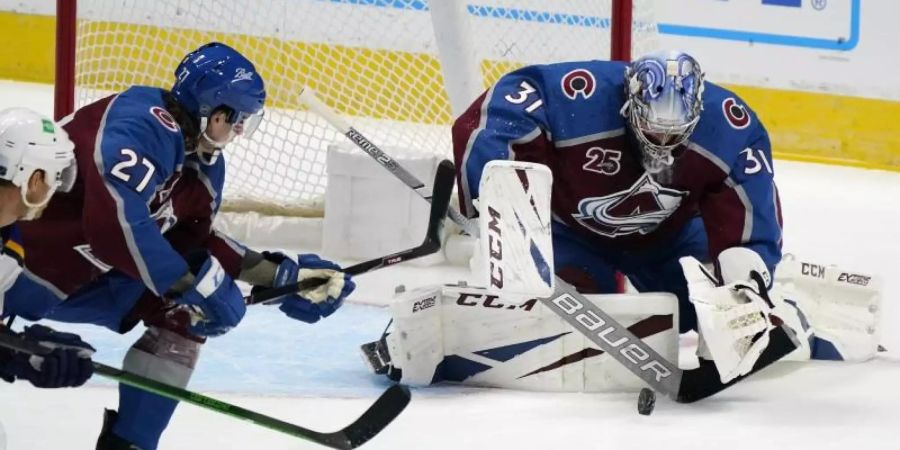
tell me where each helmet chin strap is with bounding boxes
[196,117,236,165]
[20,183,56,220]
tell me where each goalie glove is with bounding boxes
[255,252,356,323]
[681,247,779,383]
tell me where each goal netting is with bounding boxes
[58,0,660,217]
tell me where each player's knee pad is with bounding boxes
[123,326,201,388]
[368,283,678,393]
[773,255,882,362]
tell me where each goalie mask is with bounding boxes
[172,42,266,164]
[0,107,77,218]
[621,51,704,173]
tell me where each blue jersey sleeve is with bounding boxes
[700,125,783,274]
[83,93,189,296]
[452,66,553,216]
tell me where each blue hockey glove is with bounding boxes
[0,324,95,388]
[177,253,246,337]
[259,252,356,323]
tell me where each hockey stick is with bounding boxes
[245,159,454,306]
[298,87,799,403]
[0,329,410,449]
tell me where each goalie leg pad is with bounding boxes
[376,283,678,392]
[774,255,882,361]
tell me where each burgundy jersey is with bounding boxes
[19,87,246,297]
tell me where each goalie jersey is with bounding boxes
[13,86,247,304]
[452,60,783,272]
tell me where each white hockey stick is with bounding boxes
[297,87,799,402]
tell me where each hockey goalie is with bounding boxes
[361,160,883,393]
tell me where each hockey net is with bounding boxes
[56,0,660,217]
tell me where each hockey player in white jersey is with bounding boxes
[0,107,95,389]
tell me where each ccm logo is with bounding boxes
[456,293,538,311]
[838,272,871,287]
[487,206,503,289]
[551,293,673,382]
[801,262,826,279]
[412,296,436,313]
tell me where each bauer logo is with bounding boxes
[838,272,871,286]
[412,296,436,313]
[550,292,673,382]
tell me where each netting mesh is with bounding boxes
[71,0,658,216]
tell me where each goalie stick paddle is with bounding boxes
[297,87,800,403]
[0,329,411,449]
[246,158,455,305]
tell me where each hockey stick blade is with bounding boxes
[0,331,411,449]
[332,384,412,449]
[247,159,454,305]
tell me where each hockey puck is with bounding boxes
[637,388,656,416]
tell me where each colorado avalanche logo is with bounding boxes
[150,106,179,133]
[561,69,596,100]
[722,98,751,130]
[572,173,687,237]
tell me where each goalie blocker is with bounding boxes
[363,283,679,392]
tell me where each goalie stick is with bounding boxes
[246,158,455,305]
[298,87,799,403]
[0,328,410,449]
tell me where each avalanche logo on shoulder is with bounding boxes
[722,98,751,130]
[572,173,687,238]
[561,68,596,100]
[150,106,180,133]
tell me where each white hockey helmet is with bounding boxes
[0,107,77,208]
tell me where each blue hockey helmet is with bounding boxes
[172,42,266,150]
[622,50,704,173]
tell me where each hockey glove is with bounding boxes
[177,252,246,337]
[258,252,356,323]
[681,247,778,383]
[0,324,95,388]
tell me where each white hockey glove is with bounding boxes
[681,247,779,383]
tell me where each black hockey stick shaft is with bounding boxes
[0,330,410,449]
[246,159,455,305]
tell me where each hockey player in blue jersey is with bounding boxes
[453,50,788,382]
[0,107,95,389]
[9,43,355,449]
